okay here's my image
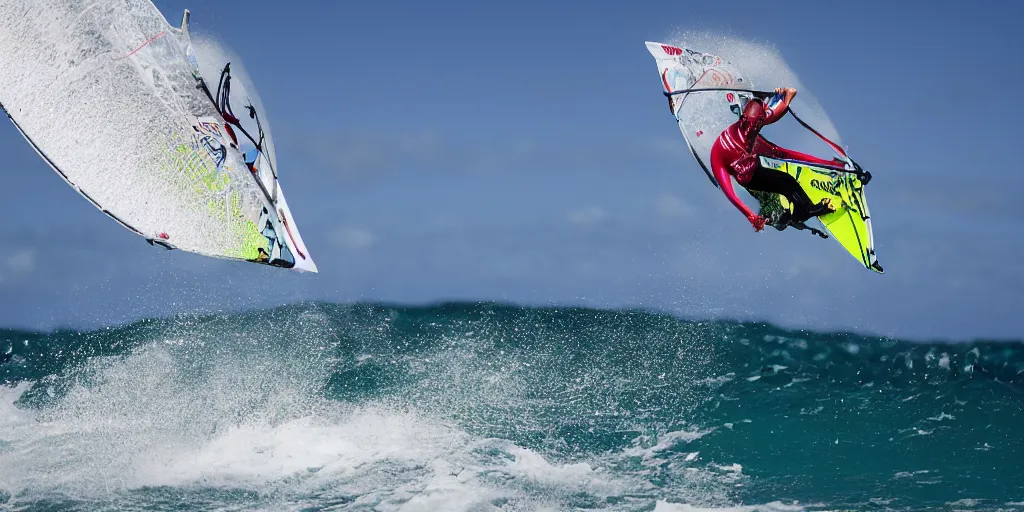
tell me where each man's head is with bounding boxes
[738,97,766,137]
[741,98,764,119]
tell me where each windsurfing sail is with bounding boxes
[645,41,882,273]
[0,2,316,272]
[644,41,755,188]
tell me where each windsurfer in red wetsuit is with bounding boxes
[710,87,842,231]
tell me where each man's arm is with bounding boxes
[770,145,846,168]
[763,87,796,125]
[713,161,764,230]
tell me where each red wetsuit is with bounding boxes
[710,95,840,225]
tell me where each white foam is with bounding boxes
[136,406,463,489]
[0,382,32,429]
[0,338,730,511]
[695,373,735,387]
[622,427,715,464]
[653,500,805,511]
[653,429,715,451]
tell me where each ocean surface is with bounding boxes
[1,302,1021,511]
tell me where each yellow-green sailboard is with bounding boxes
[756,156,883,274]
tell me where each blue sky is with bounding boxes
[0,0,1021,340]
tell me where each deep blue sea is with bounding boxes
[1,302,1021,511]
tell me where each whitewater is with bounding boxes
[1,302,1021,511]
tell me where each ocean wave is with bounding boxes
[1,302,1021,510]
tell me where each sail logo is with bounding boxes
[810,178,840,197]
[194,120,222,138]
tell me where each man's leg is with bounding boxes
[744,166,823,221]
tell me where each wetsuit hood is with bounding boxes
[738,98,766,142]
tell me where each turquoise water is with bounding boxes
[1,302,1021,511]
